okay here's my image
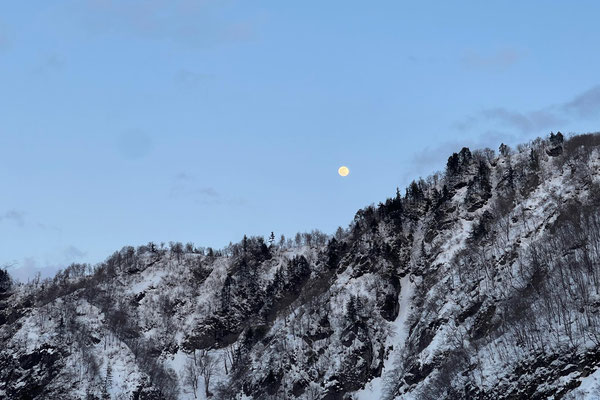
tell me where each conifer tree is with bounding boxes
[268,232,275,246]
[0,268,11,293]
[346,296,357,323]
[279,234,286,247]
[499,143,511,157]
[101,362,112,399]
[105,363,112,390]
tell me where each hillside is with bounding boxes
[2,132,600,399]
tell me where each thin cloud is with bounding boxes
[36,222,62,233]
[4,245,87,282]
[562,85,600,118]
[76,0,259,47]
[63,245,87,261]
[221,20,256,42]
[451,115,478,132]
[174,69,214,86]
[0,21,9,51]
[32,53,65,75]
[6,257,62,283]
[170,173,244,205]
[479,108,565,134]
[406,130,518,181]
[406,55,441,66]
[170,173,220,201]
[461,48,523,71]
[0,209,61,232]
[116,130,154,159]
[454,84,600,135]
[0,210,26,227]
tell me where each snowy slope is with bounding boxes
[1,133,600,399]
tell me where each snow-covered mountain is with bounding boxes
[2,132,600,400]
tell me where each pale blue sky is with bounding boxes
[2,1,600,280]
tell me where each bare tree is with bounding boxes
[198,350,218,398]
[184,355,200,399]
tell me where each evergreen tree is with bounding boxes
[549,131,564,146]
[294,232,302,247]
[221,275,233,309]
[0,268,12,293]
[346,296,357,323]
[446,152,460,174]
[442,185,450,200]
[105,362,113,389]
[242,235,248,255]
[355,295,365,320]
[268,266,284,295]
[335,226,345,241]
[499,143,511,157]
[268,232,275,246]
[101,362,112,399]
[409,181,423,200]
[529,148,540,170]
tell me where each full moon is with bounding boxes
[338,166,350,177]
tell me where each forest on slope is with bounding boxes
[2,132,600,399]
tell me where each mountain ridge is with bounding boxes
[2,132,600,399]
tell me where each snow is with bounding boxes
[354,275,414,400]
[3,137,600,400]
[570,368,600,399]
[128,266,168,294]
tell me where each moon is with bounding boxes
[338,166,350,177]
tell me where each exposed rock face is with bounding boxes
[0,344,67,399]
[546,145,563,157]
[2,133,600,399]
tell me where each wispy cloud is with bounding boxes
[0,21,10,51]
[6,257,62,282]
[63,245,87,261]
[174,69,214,86]
[170,173,220,202]
[454,84,600,135]
[0,245,87,282]
[170,172,244,205]
[4,245,87,282]
[461,48,523,71]
[562,85,600,118]
[116,129,154,159]
[407,55,439,64]
[32,53,65,75]
[76,0,260,47]
[405,130,518,182]
[0,210,25,227]
[0,209,61,232]
[477,108,565,134]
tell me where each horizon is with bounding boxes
[2,1,600,281]
[2,131,589,283]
